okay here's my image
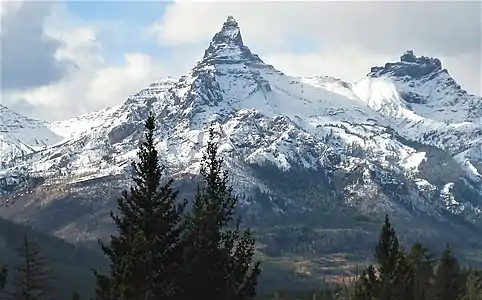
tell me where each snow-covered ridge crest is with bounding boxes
[362,50,481,123]
[1,16,482,242]
[0,104,62,163]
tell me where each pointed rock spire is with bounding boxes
[202,15,256,61]
[203,16,245,59]
[193,15,276,74]
[212,15,243,47]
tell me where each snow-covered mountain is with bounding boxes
[1,16,482,247]
[0,104,62,165]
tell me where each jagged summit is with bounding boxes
[399,50,442,67]
[211,15,243,48]
[369,50,444,79]
[201,16,265,67]
[360,50,478,119]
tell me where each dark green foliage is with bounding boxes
[178,128,261,300]
[93,121,260,299]
[94,112,187,300]
[4,235,55,300]
[354,215,406,300]
[353,216,420,300]
[0,216,104,299]
[350,216,482,300]
[393,253,414,298]
[374,215,400,284]
[433,245,463,300]
[353,265,378,300]
[407,243,435,300]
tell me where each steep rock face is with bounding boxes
[352,50,482,192]
[0,17,482,248]
[363,50,481,123]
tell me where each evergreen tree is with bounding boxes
[433,245,463,300]
[179,128,261,300]
[5,235,55,300]
[353,265,379,300]
[94,112,187,300]
[375,215,400,283]
[392,252,413,299]
[407,243,435,300]
[374,215,403,300]
[354,215,411,300]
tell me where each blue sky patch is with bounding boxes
[66,1,170,24]
[65,1,176,65]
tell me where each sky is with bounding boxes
[1,0,481,121]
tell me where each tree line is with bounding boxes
[260,215,482,300]
[1,112,260,300]
[346,215,482,300]
[1,113,482,300]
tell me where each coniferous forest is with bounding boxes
[1,114,482,299]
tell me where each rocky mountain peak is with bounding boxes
[369,50,444,79]
[211,15,243,48]
[201,16,265,66]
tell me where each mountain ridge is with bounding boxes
[1,16,481,251]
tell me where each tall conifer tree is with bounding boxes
[179,128,261,300]
[354,215,407,300]
[433,245,463,300]
[5,235,55,300]
[374,215,403,300]
[353,265,379,300]
[407,243,434,300]
[94,112,186,300]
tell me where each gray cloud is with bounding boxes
[305,1,482,56]
[157,1,482,54]
[1,2,74,91]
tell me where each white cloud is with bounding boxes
[2,0,481,121]
[2,2,170,121]
[85,53,164,109]
[5,48,165,120]
[150,0,481,95]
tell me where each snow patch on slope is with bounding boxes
[0,105,62,164]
